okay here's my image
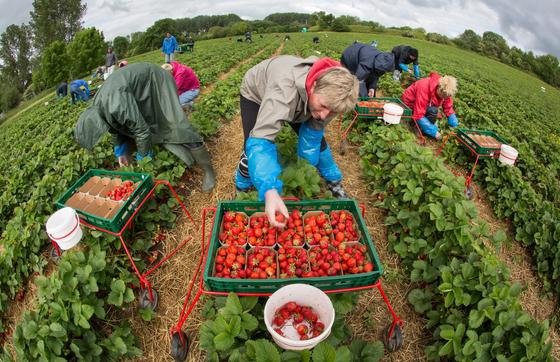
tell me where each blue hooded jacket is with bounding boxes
[162,34,178,54]
[340,42,395,97]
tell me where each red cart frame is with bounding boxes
[50,179,195,309]
[436,131,510,199]
[168,204,404,361]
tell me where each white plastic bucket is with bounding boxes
[383,103,404,124]
[264,284,335,350]
[46,207,83,250]
[498,144,518,166]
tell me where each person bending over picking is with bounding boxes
[235,55,359,227]
[401,71,459,140]
[74,62,216,193]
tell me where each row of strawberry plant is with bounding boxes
[198,292,384,361]
[5,246,140,360]
[359,124,551,360]
[0,37,275,334]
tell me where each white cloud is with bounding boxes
[0,0,558,57]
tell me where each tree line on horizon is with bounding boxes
[0,1,558,115]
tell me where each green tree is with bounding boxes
[0,24,33,92]
[481,31,510,62]
[314,11,334,30]
[230,21,248,35]
[331,18,351,32]
[133,18,177,55]
[67,27,105,77]
[0,74,22,112]
[454,29,482,52]
[111,36,129,59]
[30,0,87,52]
[36,40,70,89]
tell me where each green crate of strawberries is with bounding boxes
[203,200,383,293]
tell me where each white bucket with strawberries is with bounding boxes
[264,284,335,350]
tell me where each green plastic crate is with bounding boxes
[203,199,383,293]
[55,169,154,232]
[456,128,508,156]
[354,97,412,120]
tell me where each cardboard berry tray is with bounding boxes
[55,169,153,232]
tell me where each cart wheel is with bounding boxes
[49,246,62,264]
[382,323,403,352]
[465,186,474,200]
[339,140,348,155]
[170,331,189,362]
[138,288,159,310]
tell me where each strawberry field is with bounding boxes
[0,32,559,361]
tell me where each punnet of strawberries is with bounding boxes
[219,211,248,246]
[247,213,276,247]
[107,180,135,201]
[330,210,360,246]
[272,301,325,340]
[246,246,277,279]
[278,246,310,278]
[214,245,247,279]
[276,209,305,248]
[304,211,333,246]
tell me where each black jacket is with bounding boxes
[392,45,419,67]
[341,43,395,97]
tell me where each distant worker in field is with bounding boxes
[235,55,359,227]
[401,71,459,140]
[161,62,200,110]
[313,36,320,44]
[391,45,420,81]
[162,32,178,63]
[185,36,195,52]
[245,31,252,43]
[69,79,90,104]
[56,81,68,98]
[105,47,118,77]
[74,63,216,192]
[340,42,395,98]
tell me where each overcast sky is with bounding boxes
[0,0,558,58]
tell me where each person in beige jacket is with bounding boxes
[235,55,359,227]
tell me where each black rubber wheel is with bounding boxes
[383,323,403,352]
[138,288,159,310]
[49,246,62,264]
[171,331,189,362]
[465,186,474,200]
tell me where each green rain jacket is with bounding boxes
[74,62,202,156]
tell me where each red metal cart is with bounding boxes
[168,199,404,361]
[436,128,510,199]
[51,173,195,310]
[338,97,415,154]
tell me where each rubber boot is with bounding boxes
[189,145,216,193]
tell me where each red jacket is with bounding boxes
[401,72,454,120]
[171,61,200,94]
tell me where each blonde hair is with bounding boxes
[161,63,173,73]
[438,75,457,98]
[313,67,359,114]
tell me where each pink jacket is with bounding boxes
[401,72,454,121]
[171,61,200,94]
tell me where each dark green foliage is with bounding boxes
[30,0,87,52]
[66,28,105,77]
